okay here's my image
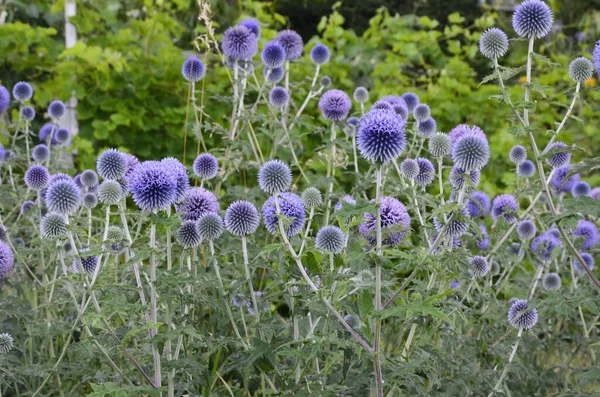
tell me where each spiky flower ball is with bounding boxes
[573,220,599,250]
[542,273,561,290]
[448,124,486,149]
[261,41,285,69]
[479,28,509,59]
[0,86,9,112]
[32,144,50,163]
[512,0,553,39]
[450,167,480,191]
[517,220,537,239]
[40,212,67,240]
[21,105,35,121]
[572,181,591,198]
[197,212,224,241]
[320,76,332,88]
[54,127,70,144]
[415,158,435,187]
[39,124,59,145]
[80,170,98,188]
[48,100,66,119]
[83,193,98,209]
[178,220,202,249]
[182,55,205,82]
[469,256,489,277]
[302,187,323,208]
[353,87,369,103]
[594,41,600,77]
[418,117,437,138]
[13,81,33,102]
[508,299,538,330]
[0,333,14,354]
[476,225,491,251]
[0,241,14,279]
[569,57,594,82]
[358,196,411,246]
[310,43,330,64]
[491,194,519,224]
[161,157,189,203]
[96,149,127,181]
[128,161,177,211]
[531,232,560,261]
[400,158,419,181]
[546,142,570,169]
[413,104,430,123]
[315,225,346,254]
[262,192,305,236]
[371,101,393,112]
[319,89,351,121]
[264,66,284,83]
[269,86,289,107]
[240,17,260,38]
[193,153,219,180]
[98,180,123,205]
[46,180,81,215]
[21,200,35,216]
[177,187,219,221]
[72,249,99,275]
[429,133,451,158]
[276,30,303,61]
[25,165,50,190]
[357,109,406,164]
[509,145,527,165]
[225,200,260,236]
[518,159,536,177]
[550,166,580,193]
[222,25,257,61]
[452,131,490,171]
[258,160,292,194]
[466,191,491,217]
[401,92,419,112]
[574,253,594,274]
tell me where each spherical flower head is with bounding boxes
[434,209,469,238]
[509,145,527,165]
[449,124,486,149]
[531,232,560,261]
[479,28,509,59]
[491,194,519,224]
[415,158,435,187]
[225,200,260,236]
[542,272,561,290]
[392,103,409,119]
[269,86,289,107]
[182,56,205,82]
[55,127,70,144]
[178,220,202,249]
[476,224,491,251]
[240,17,260,38]
[429,133,451,158]
[48,100,66,119]
[222,25,257,61]
[0,333,14,354]
[276,29,303,61]
[0,242,14,279]
[320,76,332,88]
[466,191,491,217]
[161,157,189,203]
[413,104,431,124]
[128,161,178,211]
[381,95,407,107]
[574,252,594,274]
[0,86,10,112]
[2,150,15,162]
[358,196,411,246]
[83,193,98,209]
[261,41,285,69]
[508,299,538,330]
[353,87,369,103]
[81,170,99,188]
[401,92,419,112]
[546,142,570,169]
[518,159,536,177]
[371,100,393,112]
[512,0,553,39]
[193,153,219,180]
[106,226,124,241]
[72,249,99,274]
[98,180,123,205]
[13,81,33,102]
[315,225,346,254]
[302,187,323,208]
[450,167,480,191]
[97,149,127,180]
[21,105,35,121]
[357,109,406,164]
[262,192,305,236]
[418,117,437,138]
[319,89,351,121]
[264,66,284,83]
[573,220,599,250]
[72,174,83,190]
[32,144,50,163]
[258,160,292,194]
[21,200,35,216]
[569,57,594,82]
[469,256,489,277]
[310,43,330,65]
[46,179,81,215]
[39,123,59,145]
[517,220,537,239]
[40,212,67,240]
[550,166,579,193]
[177,187,219,221]
[25,165,50,190]
[572,181,591,198]
[452,131,490,171]
[400,158,419,180]
[346,116,360,135]
[197,212,224,241]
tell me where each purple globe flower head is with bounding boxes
[573,220,599,250]
[124,153,139,178]
[518,159,536,177]
[546,227,561,240]
[264,66,284,83]
[73,174,84,190]
[353,87,369,103]
[531,232,560,261]
[32,144,50,163]
[81,170,99,188]
[434,212,469,238]
[0,86,10,112]
[335,195,356,211]
[492,194,519,224]
[72,248,99,275]
[542,272,561,290]
[225,200,260,236]
[358,196,411,246]
[401,92,419,112]
[593,40,600,77]
[476,224,491,251]
[240,17,260,38]
[197,212,224,241]
[269,86,289,107]
[262,192,305,236]
[310,43,330,65]
[98,180,123,205]
[450,166,480,191]
[448,124,486,149]
[222,25,257,61]
[572,181,591,198]
[466,191,491,217]
[357,109,406,164]
[258,160,292,194]
[0,241,14,279]
[261,41,285,69]
[546,142,570,168]
[508,299,538,330]
[177,220,202,249]
[46,179,81,215]
[413,104,430,123]
[315,225,346,254]
[393,103,409,119]
[182,56,205,82]
[48,100,66,119]
[49,173,73,185]
[128,161,178,211]
[371,100,393,112]
[469,256,489,277]
[510,241,526,260]
[429,133,451,158]
[39,124,59,145]
[381,95,407,107]
[21,200,36,216]
[40,212,67,239]
[319,89,351,121]
[415,158,435,187]
[590,187,600,199]
[13,81,33,102]
[25,165,50,190]
[569,57,594,83]
[55,127,70,144]
[320,76,331,88]
[2,150,15,162]
[512,0,553,39]
[177,187,219,221]
[509,145,527,165]
[193,153,219,180]
[400,158,419,181]
[276,29,303,61]
[346,116,360,133]
[161,157,189,203]
[418,117,437,138]
[574,252,594,274]
[83,192,98,209]
[517,219,537,239]
[452,131,490,171]
[97,149,127,181]
[21,105,35,121]
[479,28,509,59]
[550,166,580,193]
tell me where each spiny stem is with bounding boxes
[324,123,337,225]
[242,235,260,321]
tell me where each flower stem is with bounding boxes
[324,123,337,225]
[242,235,260,321]
[488,328,523,397]
[149,221,162,387]
[373,166,384,397]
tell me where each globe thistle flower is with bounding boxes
[429,133,451,158]
[476,224,491,251]
[276,29,303,61]
[509,145,527,165]
[46,179,81,215]
[392,103,409,119]
[2,150,15,162]
[512,0,553,39]
[193,153,219,180]
[32,144,50,163]
[13,81,33,102]
[418,117,437,138]
[161,157,189,203]
[0,86,10,111]
[450,166,480,191]
[21,200,35,216]
[452,131,490,171]
[0,241,14,279]
[269,86,289,107]
[542,273,561,290]
[413,104,430,123]
[240,17,260,38]
[434,211,469,238]
[479,28,509,59]
[0,333,14,354]
[466,191,491,217]
[319,89,351,121]
[335,195,356,211]
[358,196,411,246]
[469,256,489,277]
[371,100,393,112]
[517,220,537,239]
[518,159,536,177]
[25,165,50,190]
[39,123,59,145]
[531,232,560,261]
[550,166,580,193]
[178,220,202,249]
[381,95,407,107]
[48,100,66,119]
[508,299,538,330]
[594,41,600,77]
[357,109,406,164]
[222,25,258,61]
[400,158,419,181]
[573,220,599,250]
[315,225,346,254]
[177,187,219,221]
[83,193,98,209]
[128,161,178,211]
[262,192,305,236]
[590,187,600,199]
[546,142,570,169]
[448,124,486,149]
[572,181,591,198]
[81,170,99,188]
[258,160,292,194]
[320,76,332,88]
[415,158,435,187]
[232,295,246,307]
[225,200,260,236]
[21,105,35,121]
[49,173,73,185]
[264,66,284,83]
[97,149,127,181]
[574,252,594,274]
[40,212,67,240]
[568,57,594,82]
[401,92,419,112]
[491,194,519,224]
[98,180,123,205]
[302,187,323,208]
[310,43,330,65]
[72,249,99,274]
[55,127,70,144]
[547,227,561,240]
[262,41,285,69]
[197,212,224,241]
[346,116,360,133]
[181,55,205,82]
[353,87,369,103]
